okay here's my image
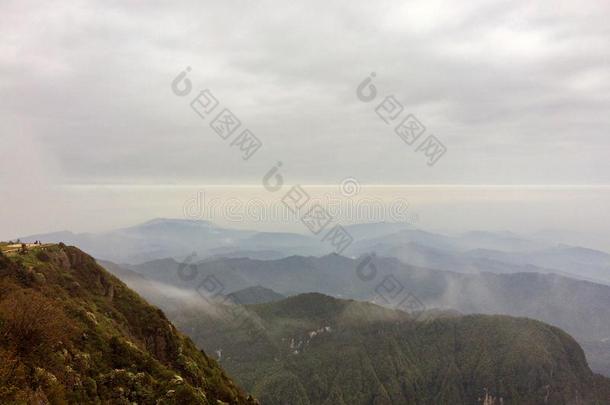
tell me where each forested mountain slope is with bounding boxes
[173,293,610,405]
[0,243,257,405]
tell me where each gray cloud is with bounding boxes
[2,0,610,186]
[1,0,610,238]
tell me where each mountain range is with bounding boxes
[21,219,610,286]
[17,218,610,379]
[115,253,610,378]
[3,238,610,403]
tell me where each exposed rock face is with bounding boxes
[51,249,71,270]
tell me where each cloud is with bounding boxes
[1,0,610,239]
[1,0,609,187]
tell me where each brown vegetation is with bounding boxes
[0,289,74,359]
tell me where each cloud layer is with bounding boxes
[1,0,610,239]
[2,0,609,187]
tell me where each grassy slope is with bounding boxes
[0,244,257,405]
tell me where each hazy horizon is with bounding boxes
[4,184,610,253]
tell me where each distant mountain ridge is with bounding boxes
[227,286,285,305]
[20,219,610,286]
[19,219,325,264]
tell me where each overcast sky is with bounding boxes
[1,0,609,240]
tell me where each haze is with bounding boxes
[1,0,609,249]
